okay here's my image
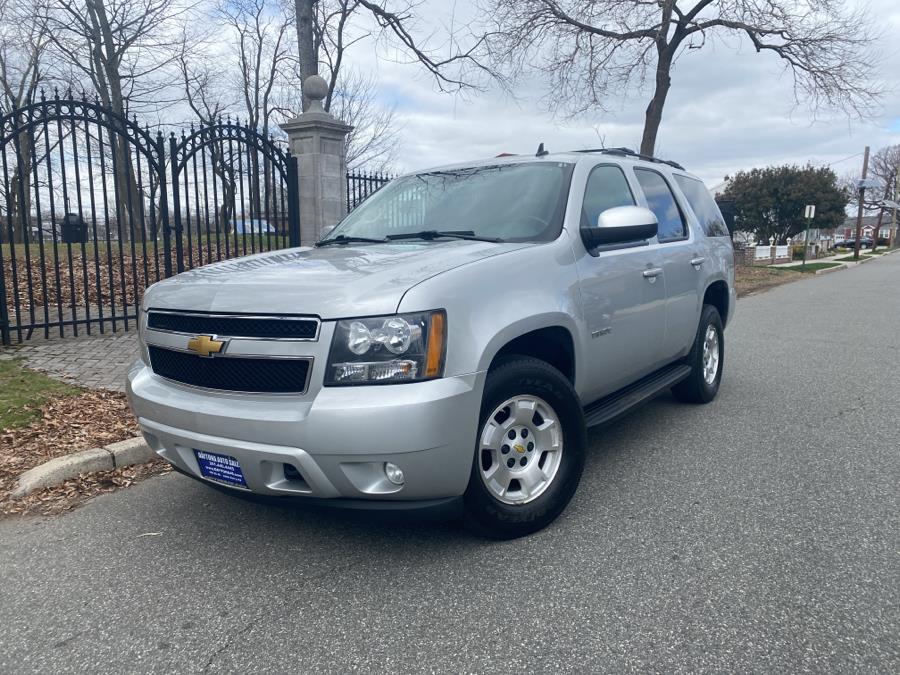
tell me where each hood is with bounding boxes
[144,240,530,318]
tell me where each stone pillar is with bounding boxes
[280,75,353,245]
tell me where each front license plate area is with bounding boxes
[194,450,248,488]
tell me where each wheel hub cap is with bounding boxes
[702,325,720,385]
[477,395,563,505]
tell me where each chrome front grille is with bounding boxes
[147,310,319,340]
[143,309,320,394]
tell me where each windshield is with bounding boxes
[329,162,574,242]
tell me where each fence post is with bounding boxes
[0,249,9,346]
[280,75,353,245]
[168,133,185,273]
[286,155,301,247]
[156,132,174,277]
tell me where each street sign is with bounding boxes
[856,177,880,189]
[804,204,816,219]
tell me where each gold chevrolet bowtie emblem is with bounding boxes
[514,444,526,454]
[187,334,225,358]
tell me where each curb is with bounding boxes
[12,436,156,499]
[814,264,848,276]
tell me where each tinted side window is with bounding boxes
[674,175,729,237]
[634,169,687,241]
[580,165,635,228]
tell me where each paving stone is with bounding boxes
[10,333,139,392]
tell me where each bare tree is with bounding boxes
[0,0,53,243]
[867,144,900,250]
[42,0,189,240]
[328,70,398,171]
[481,0,881,156]
[219,0,293,136]
[294,0,490,109]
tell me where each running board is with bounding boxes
[583,363,691,428]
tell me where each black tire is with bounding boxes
[671,304,724,404]
[463,356,586,539]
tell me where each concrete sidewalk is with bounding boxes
[769,247,892,268]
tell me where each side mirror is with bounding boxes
[581,205,658,249]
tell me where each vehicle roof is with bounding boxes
[402,150,705,184]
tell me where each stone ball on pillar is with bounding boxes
[303,75,329,112]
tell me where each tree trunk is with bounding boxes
[640,51,674,156]
[7,130,34,244]
[294,0,317,111]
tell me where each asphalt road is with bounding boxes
[2,256,898,674]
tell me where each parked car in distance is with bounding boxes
[230,218,276,235]
[127,146,736,538]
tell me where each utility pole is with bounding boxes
[892,165,899,249]
[853,146,870,261]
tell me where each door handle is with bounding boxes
[642,268,663,278]
[690,256,706,268]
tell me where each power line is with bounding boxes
[827,151,864,167]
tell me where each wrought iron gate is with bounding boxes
[0,96,299,345]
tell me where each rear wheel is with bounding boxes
[464,357,585,539]
[672,304,724,404]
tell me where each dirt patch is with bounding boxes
[0,388,168,516]
[735,265,803,297]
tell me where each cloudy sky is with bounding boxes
[341,0,900,187]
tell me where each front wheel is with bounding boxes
[463,357,586,539]
[671,304,724,404]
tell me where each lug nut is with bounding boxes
[527,442,534,451]
[521,429,528,438]
[506,458,515,468]
[519,457,527,466]
[507,430,516,440]
[501,444,510,454]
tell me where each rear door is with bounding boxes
[575,164,667,402]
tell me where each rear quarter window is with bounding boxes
[673,175,730,237]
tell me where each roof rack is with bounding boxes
[574,147,685,171]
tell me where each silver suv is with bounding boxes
[127,147,735,538]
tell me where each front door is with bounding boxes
[575,164,667,403]
[632,168,701,361]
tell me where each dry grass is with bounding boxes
[734,265,803,297]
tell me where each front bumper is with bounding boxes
[127,360,485,503]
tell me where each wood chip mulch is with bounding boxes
[1,389,169,517]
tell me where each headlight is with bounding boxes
[138,307,150,365]
[325,310,446,385]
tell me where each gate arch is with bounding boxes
[169,120,299,273]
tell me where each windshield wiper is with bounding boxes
[385,230,503,243]
[315,234,387,247]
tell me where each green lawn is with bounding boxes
[797,262,843,273]
[834,254,873,262]
[0,358,81,431]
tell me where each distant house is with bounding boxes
[837,215,894,243]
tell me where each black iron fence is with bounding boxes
[0,94,300,344]
[346,170,392,212]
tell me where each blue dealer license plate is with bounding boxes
[194,450,247,488]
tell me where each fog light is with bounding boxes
[384,462,404,485]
